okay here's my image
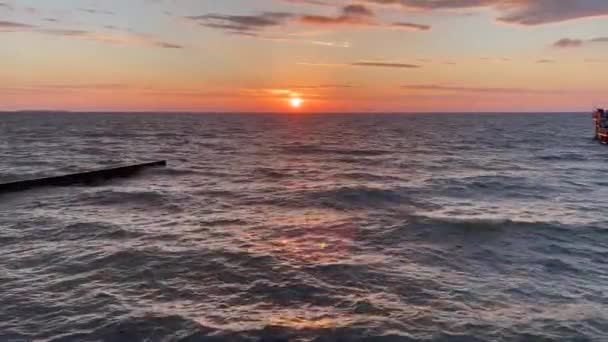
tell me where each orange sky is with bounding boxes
[2,0,608,112]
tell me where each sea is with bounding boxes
[0,112,606,342]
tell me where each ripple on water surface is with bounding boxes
[0,113,607,341]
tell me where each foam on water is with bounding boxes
[0,112,607,341]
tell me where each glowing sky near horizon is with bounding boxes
[2,0,608,112]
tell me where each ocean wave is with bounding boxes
[409,214,608,238]
[154,167,203,177]
[541,258,581,275]
[48,315,212,342]
[425,174,555,199]
[52,222,142,241]
[3,113,607,342]
[331,172,401,182]
[410,214,563,232]
[281,144,392,157]
[200,218,247,227]
[538,153,589,162]
[305,186,409,210]
[246,280,336,306]
[254,167,289,179]
[71,190,180,210]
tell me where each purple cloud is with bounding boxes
[553,37,608,48]
[553,38,584,48]
[363,0,608,25]
[391,22,430,31]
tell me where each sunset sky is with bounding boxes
[2,0,608,112]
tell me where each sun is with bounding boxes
[289,97,303,108]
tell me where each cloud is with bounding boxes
[480,57,511,62]
[496,0,608,25]
[390,22,430,31]
[536,59,555,64]
[297,62,348,67]
[187,4,414,35]
[311,40,351,47]
[290,84,354,89]
[295,4,376,26]
[1,83,129,95]
[553,37,608,48]
[281,0,336,6]
[351,61,419,68]
[185,12,293,35]
[38,29,185,49]
[39,83,128,90]
[553,38,584,48]
[78,8,115,15]
[0,20,35,31]
[0,20,184,49]
[343,4,374,17]
[362,0,608,25]
[402,84,556,94]
[298,61,420,68]
[155,42,184,49]
[590,37,608,43]
[211,31,351,48]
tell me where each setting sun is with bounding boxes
[290,98,303,108]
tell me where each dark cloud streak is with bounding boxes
[186,12,293,35]
[402,84,558,94]
[352,61,420,68]
[0,20,184,49]
[362,0,608,25]
[391,21,430,31]
[553,37,608,48]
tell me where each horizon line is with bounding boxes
[0,110,592,115]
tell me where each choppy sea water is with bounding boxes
[0,112,607,342]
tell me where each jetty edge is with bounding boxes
[0,160,167,194]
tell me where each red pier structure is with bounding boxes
[593,108,608,144]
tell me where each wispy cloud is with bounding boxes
[39,83,128,90]
[351,61,420,68]
[590,37,608,43]
[289,84,354,89]
[552,36,608,48]
[41,28,185,49]
[480,57,511,62]
[78,8,115,15]
[298,61,421,68]
[402,84,558,94]
[0,2,12,11]
[299,4,375,26]
[0,20,35,31]
[553,38,584,48]
[390,22,430,31]
[185,12,293,35]
[297,62,347,67]
[221,31,351,48]
[362,0,608,26]
[281,0,336,6]
[186,4,430,35]
[1,83,129,95]
[536,59,556,64]
[0,20,184,49]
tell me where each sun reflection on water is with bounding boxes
[249,208,360,265]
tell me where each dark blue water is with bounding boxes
[0,112,607,341]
